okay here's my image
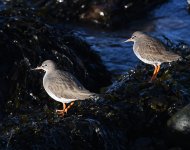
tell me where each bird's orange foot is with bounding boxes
[64,108,70,114]
[56,109,65,116]
[64,102,74,114]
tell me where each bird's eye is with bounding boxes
[43,64,47,67]
[132,35,136,39]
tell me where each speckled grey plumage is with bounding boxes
[125,31,181,81]
[128,31,181,65]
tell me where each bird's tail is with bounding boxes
[165,53,182,62]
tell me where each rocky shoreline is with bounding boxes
[1,36,190,149]
[1,0,190,150]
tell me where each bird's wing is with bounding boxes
[47,71,93,100]
[136,37,176,62]
[143,37,167,54]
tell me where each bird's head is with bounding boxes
[32,60,56,72]
[124,31,145,42]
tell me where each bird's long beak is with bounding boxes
[31,66,43,71]
[123,38,133,43]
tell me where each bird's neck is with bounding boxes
[44,70,51,78]
[45,68,56,74]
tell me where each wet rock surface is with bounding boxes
[3,0,167,28]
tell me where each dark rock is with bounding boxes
[1,42,190,150]
[4,0,167,28]
[188,0,190,12]
[167,104,190,133]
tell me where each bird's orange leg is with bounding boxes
[150,65,158,81]
[56,103,66,116]
[154,64,160,79]
[64,102,74,114]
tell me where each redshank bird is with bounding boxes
[33,60,94,116]
[124,31,181,81]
